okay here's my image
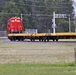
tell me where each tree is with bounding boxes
[0,0,74,32]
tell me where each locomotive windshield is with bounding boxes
[11,20,21,22]
[11,20,14,22]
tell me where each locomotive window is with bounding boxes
[17,20,20,22]
[11,20,14,22]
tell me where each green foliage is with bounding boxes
[0,0,74,32]
[0,63,76,75]
[56,19,69,32]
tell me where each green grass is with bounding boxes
[0,63,76,75]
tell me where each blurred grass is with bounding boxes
[0,39,76,75]
[0,40,76,64]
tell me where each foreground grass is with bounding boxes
[0,63,76,75]
[0,39,76,75]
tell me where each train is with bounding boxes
[7,17,25,41]
[7,17,23,33]
[7,17,76,42]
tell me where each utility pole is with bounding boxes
[52,11,56,33]
[69,14,71,32]
[21,13,23,20]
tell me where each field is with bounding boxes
[0,39,76,75]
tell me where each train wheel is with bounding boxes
[56,39,58,42]
[53,39,55,42]
[43,37,46,42]
[9,37,15,41]
[17,37,20,41]
[13,37,16,41]
[30,38,35,42]
[47,39,49,42]
[10,39,13,41]
[21,38,24,41]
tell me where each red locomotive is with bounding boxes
[7,17,23,33]
[7,17,25,41]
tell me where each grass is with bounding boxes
[0,63,76,75]
[0,41,75,64]
[0,39,76,75]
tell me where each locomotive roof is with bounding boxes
[7,17,21,21]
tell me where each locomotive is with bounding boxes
[7,17,23,33]
[7,17,25,41]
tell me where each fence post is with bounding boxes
[74,48,76,62]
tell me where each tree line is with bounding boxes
[0,0,75,33]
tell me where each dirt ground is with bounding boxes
[0,38,76,64]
